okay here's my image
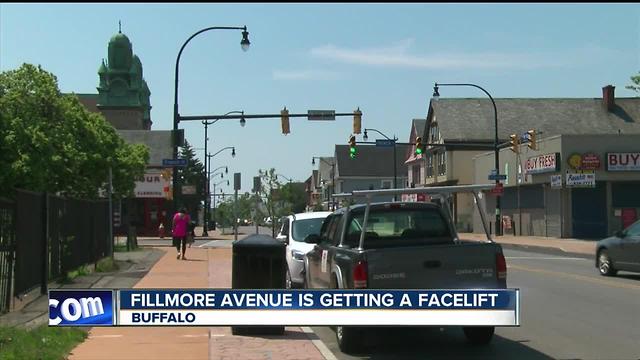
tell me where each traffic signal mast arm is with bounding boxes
[178,112,359,121]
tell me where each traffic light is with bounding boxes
[348,135,357,159]
[527,129,537,150]
[510,134,520,153]
[353,107,362,134]
[415,136,425,155]
[281,107,290,135]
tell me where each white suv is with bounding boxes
[276,211,332,288]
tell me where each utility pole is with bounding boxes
[108,167,113,259]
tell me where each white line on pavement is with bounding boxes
[181,334,209,338]
[301,326,338,360]
[506,257,588,260]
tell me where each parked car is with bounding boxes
[276,211,332,288]
[596,219,640,276]
[304,187,506,353]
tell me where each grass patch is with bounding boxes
[59,265,91,284]
[0,325,88,360]
[95,257,119,273]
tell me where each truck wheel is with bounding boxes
[463,326,495,345]
[336,325,364,354]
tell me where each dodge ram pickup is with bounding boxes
[303,185,507,353]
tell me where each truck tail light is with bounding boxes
[496,252,507,281]
[353,260,368,289]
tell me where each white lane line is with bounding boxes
[198,241,219,248]
[506,257,588,260]
[301,326,338,360]
[89,335,123,338]
[212,334,225,337]
[181,334,209,338]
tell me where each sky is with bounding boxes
[2,3,640,193]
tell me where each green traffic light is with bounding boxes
[349,146,357,159]
[415,147,423,155]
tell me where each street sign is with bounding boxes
[182,185,196,195]
[307,110,335,121]
[375,139,396,147]
[490,169,498,176]
[162,158,187,167]
[488,174,507,181]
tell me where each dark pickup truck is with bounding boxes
[303,185,507,353]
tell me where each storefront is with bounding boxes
[117,170,172,236]
[473,135,640,238]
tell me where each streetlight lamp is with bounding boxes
[312,157,336,210]
[276,174,293,183]
[201,111,240,237]
[363,128,398,201]
[432,82,501,236]
[172,25,250,214]
[202,147,235,236]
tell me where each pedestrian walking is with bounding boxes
[172,207,191,260]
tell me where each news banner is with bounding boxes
[49,289,519,327]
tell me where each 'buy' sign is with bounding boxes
[606,153,640,171]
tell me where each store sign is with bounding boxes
[606,152,640,171]
[135,173,170,198]
[566,172,595,188]
[568,153,601,170]
[526,153,560,174]
[550,175,562,188]
[182,185,196,195]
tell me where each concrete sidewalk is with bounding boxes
[68,247,332,360]
[0,248,165,329]
[458,232,596,257]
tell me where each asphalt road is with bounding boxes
[311,248,640,360]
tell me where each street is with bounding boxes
[311,248,640,360]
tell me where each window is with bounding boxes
[291,218,326,242]
[279,218,290,237]
[426,154,433,178]
[437,152,446,176]
[626,220,640,236]
[344,208,452,248]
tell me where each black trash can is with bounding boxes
[231,234,286,336]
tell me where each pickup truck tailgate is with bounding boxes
[365,242,504,289]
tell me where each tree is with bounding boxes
[280,182,307,214]
[258,168,288,237]
[0,63,148,198]
[178,140,206,216]
[626,72,640,93]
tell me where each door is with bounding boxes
[572,182,607,238]
[307,215,340,288]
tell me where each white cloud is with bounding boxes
[309,38,622,70]
[272,69,341,81]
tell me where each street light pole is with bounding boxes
[363,128,398,201]
[433,83,501,236]
[172,26,250,214]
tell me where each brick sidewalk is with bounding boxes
[68,247,328,360]
[458,232,596,256]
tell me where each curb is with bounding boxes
[498,242,593,260]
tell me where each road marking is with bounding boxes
[506,257,587,260]
[301,326,337,360]
[212,334,225,337]
[508,264,640,291]
[181,334,209,338]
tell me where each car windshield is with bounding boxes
[345,208,452,248]
[291,218,326,242]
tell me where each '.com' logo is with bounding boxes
[49,290,114,326]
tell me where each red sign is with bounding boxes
[622,208,637,229]
[490,183,504,196]
[580,153,601,170]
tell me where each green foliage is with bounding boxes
[627,73,640,93]
[177,140,206,213]
[0,325,88,360]
[96,257,119,272]
[0,63,149,198]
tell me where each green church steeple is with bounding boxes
[97,24,152,129]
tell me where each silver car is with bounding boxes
[596,220,640,276]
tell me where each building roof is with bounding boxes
[75,94,100,113]
[335,144,409,178]
[412,118,427,139]
[431,97,640,142]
